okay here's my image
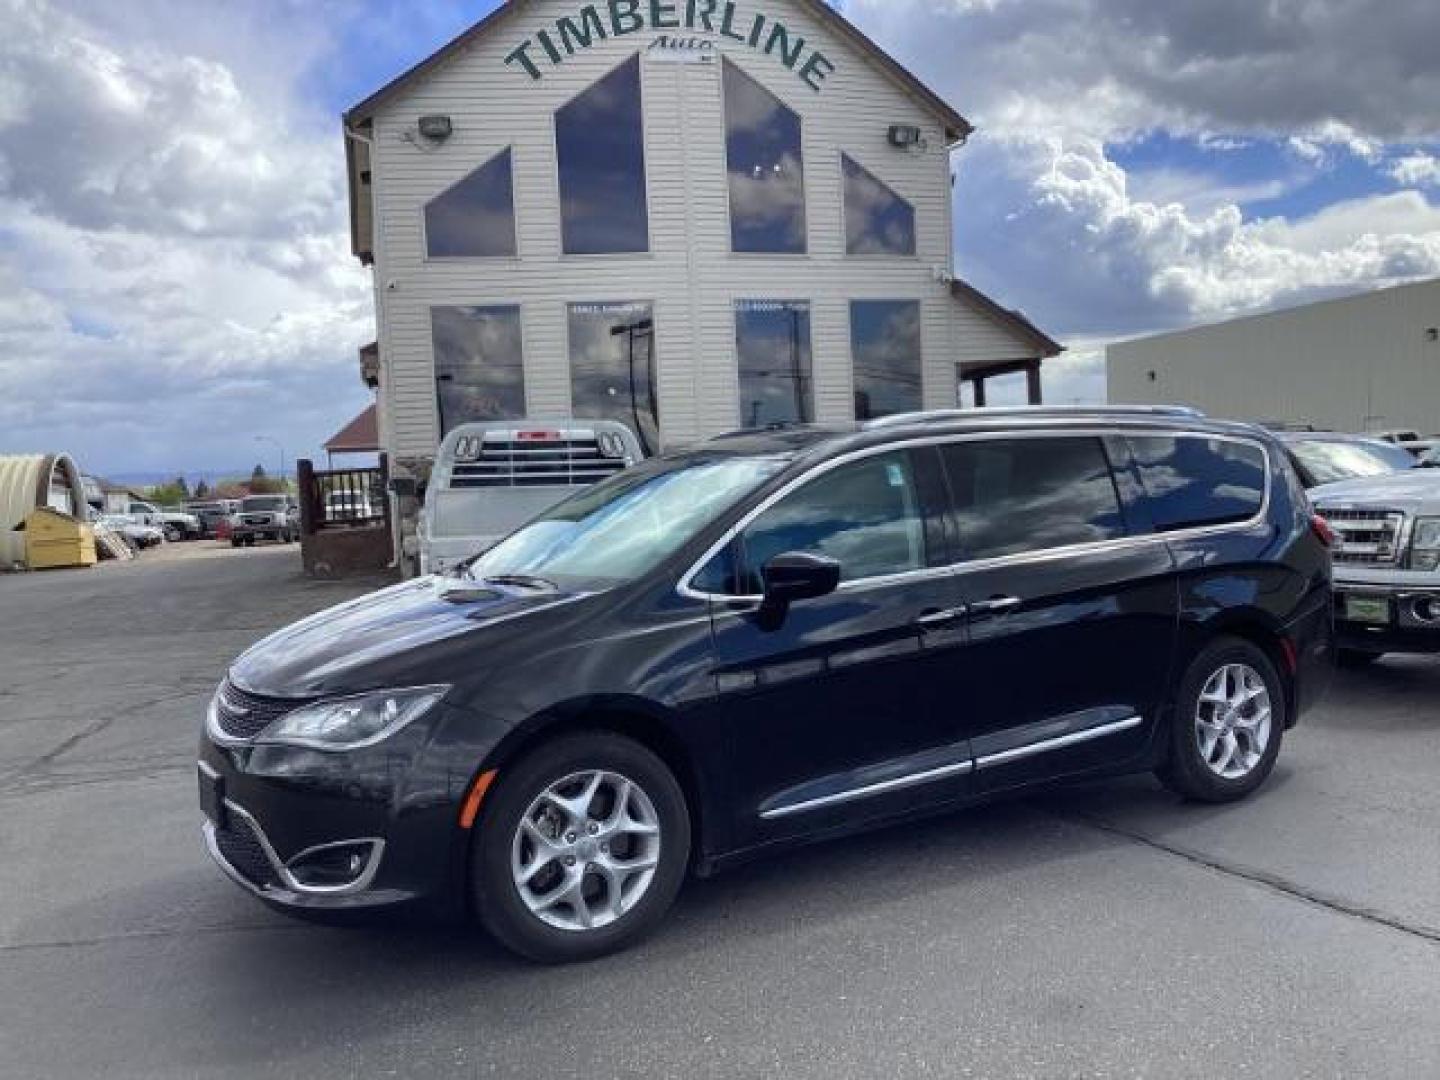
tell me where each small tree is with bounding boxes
[194,479,211,499]
[174,476,191,500]
[251,464,268,484]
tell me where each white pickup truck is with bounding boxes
[418,420,643,576]
[1312,471,1440,664]
[127,499,202,542]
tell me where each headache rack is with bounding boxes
[449,429,633,490]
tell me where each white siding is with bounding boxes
[1108,279,1440,432]
[366,0,1044,460]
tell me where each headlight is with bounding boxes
[258,686,449,751]
[1411,518,1440,571]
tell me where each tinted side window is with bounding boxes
[1128,436,1266,532]
[942,438,1126,560]
[737,452,926,592]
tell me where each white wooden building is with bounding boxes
[1108,278,1440,432]
[343,0,1060,483]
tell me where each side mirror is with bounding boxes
[761,552,841,607]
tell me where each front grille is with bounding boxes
[214,815,280,889]
[451,436,628,490]
[1317,508,1407,567]
[214,680,307,741]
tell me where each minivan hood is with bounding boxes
[1311,470,1440,513]
[229,576,590,698]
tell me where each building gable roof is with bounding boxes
[950,278,1064,359]
[324,404,381,454]
[343,0,973,138]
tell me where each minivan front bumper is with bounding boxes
[197,705,480,918]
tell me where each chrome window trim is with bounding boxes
[974,715,1143,769]
[678,428,1274,603]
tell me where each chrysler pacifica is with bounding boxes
[200,408,1333,962]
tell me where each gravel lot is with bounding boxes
[1,545,1437,1078]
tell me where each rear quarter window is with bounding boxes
[1128,435,1267,532]
[941,437,1127,560]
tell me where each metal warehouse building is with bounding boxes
[342,0,1061,493]
[1108,278,1440,432]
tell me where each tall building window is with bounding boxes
[431,306,526,434]
[851,301,922,420]
[724,60,806,254]
[569,302,658,453]
[424,149,517,258]
[735,300,813,427]
[555,56,649,254]
[843,155,916,256]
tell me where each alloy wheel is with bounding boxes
[510,770,661,932]
[1194,663,1273,780]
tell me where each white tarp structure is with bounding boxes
[0,453,87,569]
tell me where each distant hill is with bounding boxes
[104,469,278,489]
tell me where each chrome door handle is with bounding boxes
[970,595,1022,616]
[916,607,967,628]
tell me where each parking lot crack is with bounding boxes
[1054,810,1440,947]
[0,922,317,955]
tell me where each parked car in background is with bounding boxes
[1312,469,1440,665]
[99,514,164,550]
[187,500,240,538]
[201,407,1332,963]
[1275,431,1417,488]
[127,500,202,542]
[1371,430,1440,459]
[230,495,298,546]
[418,420,644,576]
[1420,446,1440,468]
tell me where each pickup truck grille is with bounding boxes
[451,436,629,490]
[1316,508,1406,567]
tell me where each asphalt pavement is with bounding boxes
[1,544,1437,1078]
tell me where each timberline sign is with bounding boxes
[505,1,837,91]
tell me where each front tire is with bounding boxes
[1158,636,1285,803]
[472,732,690,964]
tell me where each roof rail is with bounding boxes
[862,405,1207,431]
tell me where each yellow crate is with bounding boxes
[24,509,97,569]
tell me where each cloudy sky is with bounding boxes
[2,0,1438,474]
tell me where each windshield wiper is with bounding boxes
[483,573,559,591]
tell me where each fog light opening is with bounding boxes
[286,841,381,890]
[1411,597,1440,624]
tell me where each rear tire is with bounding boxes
[1158,636,1285,803]
[471,732,690,964]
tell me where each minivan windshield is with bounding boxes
[464,455,790,585]
[241,497,288,512]
[1290,438,1414,485]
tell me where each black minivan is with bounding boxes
[200,409,1333,962]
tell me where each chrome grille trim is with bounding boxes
[1316,508,1407,567]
